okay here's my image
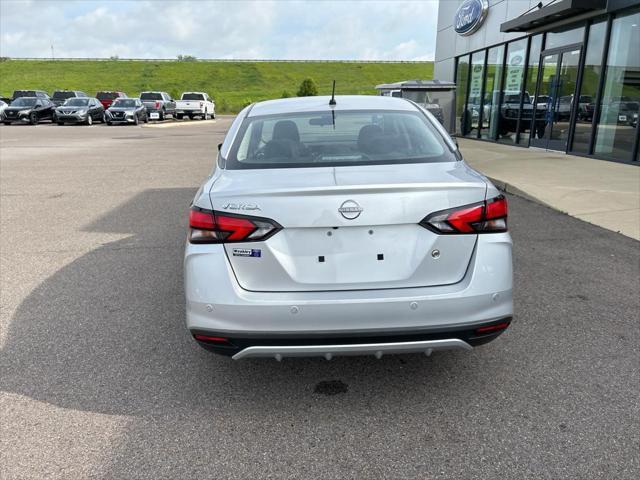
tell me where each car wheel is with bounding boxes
[176,114,183,120]
[29,113,38,125]
[3,121,11,126]
[203,110,208,120]
[101,113,106,123]
[159,109,165,121]
[86,115,93,126]
[211,112,215,119]
[134,114,140,125]
[107,121,113,126]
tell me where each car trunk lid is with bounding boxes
[211,162,487,292]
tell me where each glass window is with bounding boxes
[227,110,455,169]
[465,50,486,138]
[455,55,470,135]
[497,39,527,144]
[571,20,607,154]
[594,10,640,161]
[480,45,505,140]
[545,25,585,50]
[519,35,543,145]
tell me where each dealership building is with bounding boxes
[434,0,640,164]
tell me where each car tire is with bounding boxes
[57,121,64,126]
[3,121,11,125]
[29,113,38,125]
[107,121,112,126]
[176,114,183,120]
[211,112,215,119]
[159,109,165,121]
[144,115,149,123]
[134,114,139,125]
[86,115,93,126]
[101,113,106,123]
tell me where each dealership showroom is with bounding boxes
[435,0,640,164]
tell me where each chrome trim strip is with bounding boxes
[232,339,472,360]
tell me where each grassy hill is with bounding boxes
[0,59,433,113]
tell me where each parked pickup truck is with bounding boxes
[140,91,176,121]
[175,92,215,120]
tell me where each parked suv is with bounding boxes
[51,90,88,106]
[55,97,105,125]
[140,91,176,120]
[96,91,127,110]
[3,97,55,125]
[12,90,49,101]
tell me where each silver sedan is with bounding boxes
[185,95,513,360]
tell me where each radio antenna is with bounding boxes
[329,80,336,106]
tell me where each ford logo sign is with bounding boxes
[454,0,489,36]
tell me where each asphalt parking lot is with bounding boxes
[1,118,638,479]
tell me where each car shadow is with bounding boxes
[1,187,501,418]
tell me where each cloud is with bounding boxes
[0,0,438,60]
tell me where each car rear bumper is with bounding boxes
[185,232,513,357]
[192,317,512,359]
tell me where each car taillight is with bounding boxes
[155,101,161,109]
[421,195,508,234]
[188,207,281,244]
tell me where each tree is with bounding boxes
[296,78,318,97]
[177,54,197,62]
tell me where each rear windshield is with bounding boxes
[53,91,76,100]
[141,92,162,100]
[226,110,453,169]
[65,98,90,106]
[112,99,137,108]
[182,93,205,100]
[11,97,38,106]
[97,92,120,100]
[13,91,35,99]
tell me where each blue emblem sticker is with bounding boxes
[232,248,262,257]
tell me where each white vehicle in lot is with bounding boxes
[175,92,215,120]
[185,95,513,360]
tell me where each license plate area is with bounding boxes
[225,225,477,291]
[150,112,160,119]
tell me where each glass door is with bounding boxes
[530,48,581,151]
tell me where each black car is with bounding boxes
[12,90,49,101]
[3,97,55,125]
[55,97,105,125]
[51,90,88,107]
[105,98,148,125]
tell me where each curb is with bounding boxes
[487,176,558,212]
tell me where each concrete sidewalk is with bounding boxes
[459,139,640,240]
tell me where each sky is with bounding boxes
[0,0,439,61]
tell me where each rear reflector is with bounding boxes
[475,322,511,334]
[193,334,230,344]
[188,207,282,244]
[421,195,508,234]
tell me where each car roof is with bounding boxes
[247,95,417,117]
